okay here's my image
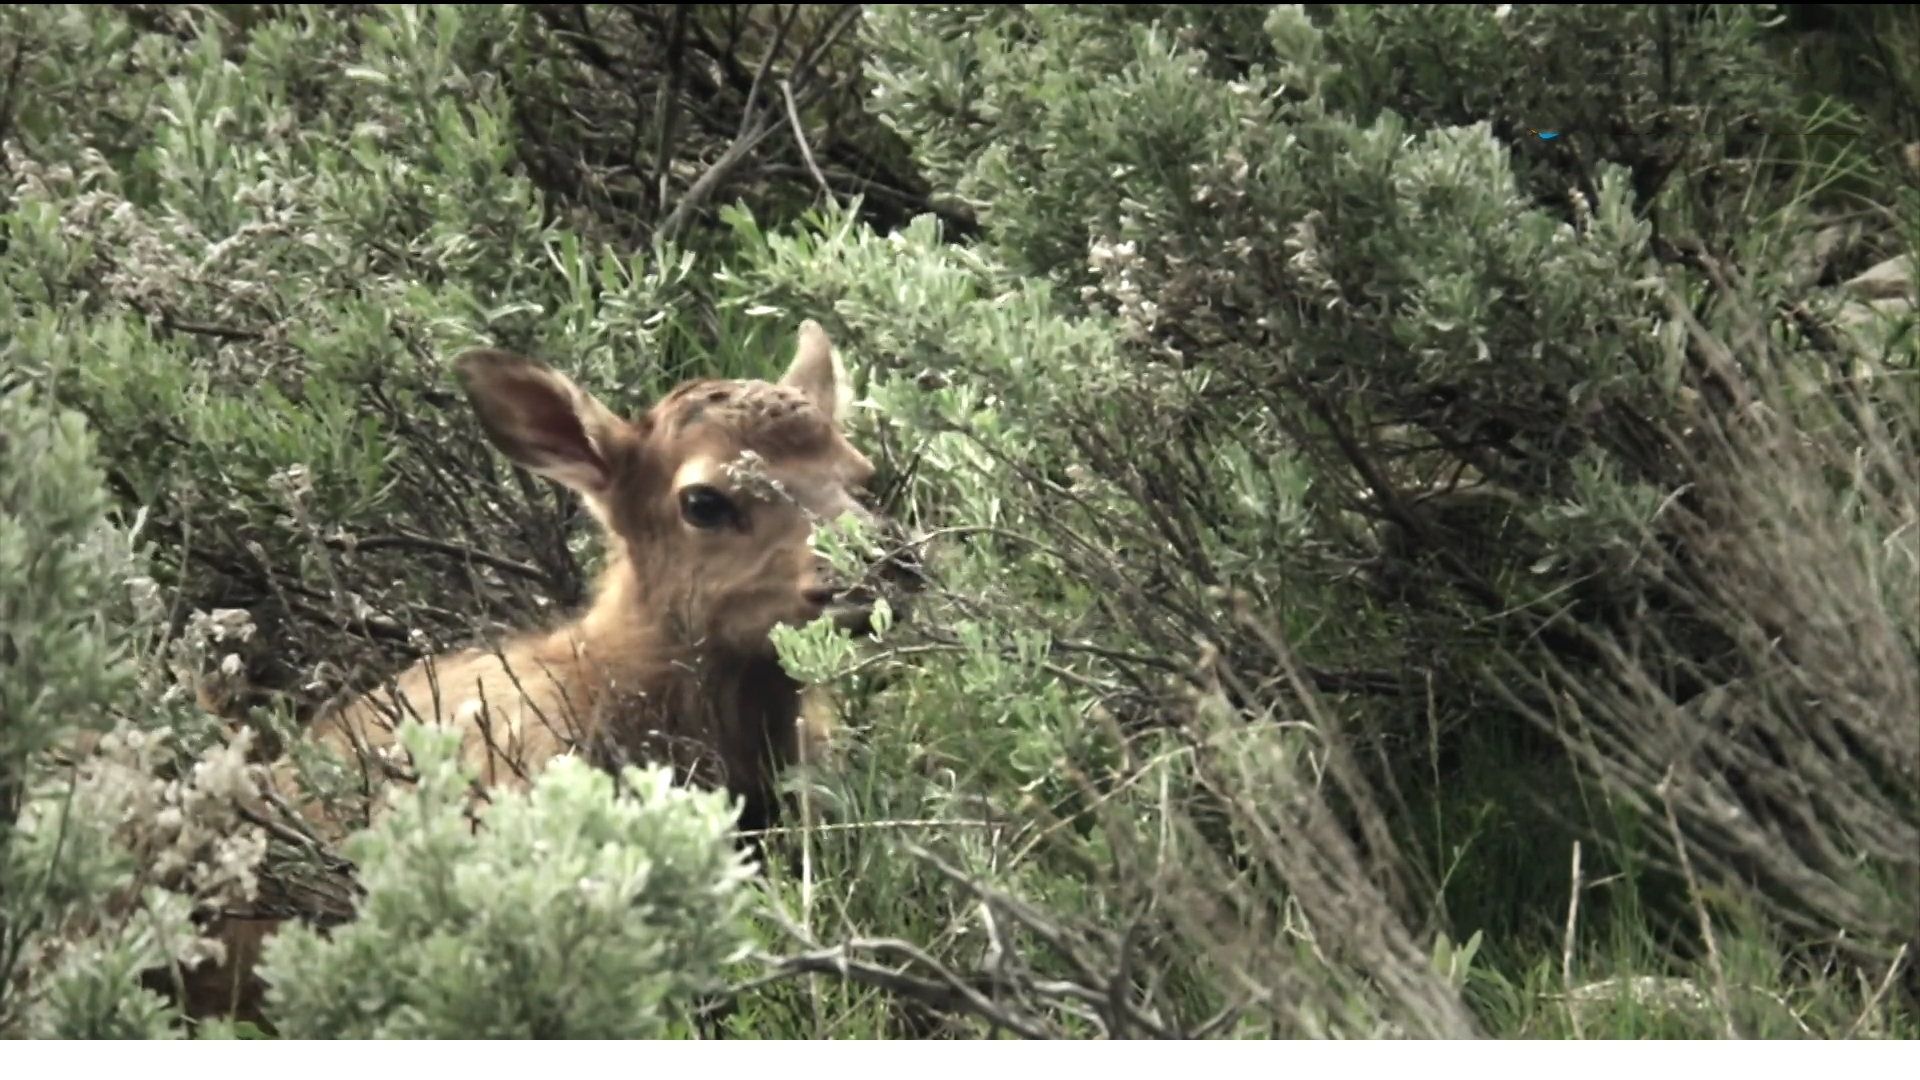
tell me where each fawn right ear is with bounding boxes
[780,320,853,425]
[455,349,626,496]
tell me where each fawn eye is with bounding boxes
[678,484,738,530]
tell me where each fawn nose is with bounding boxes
[803,585,839,607]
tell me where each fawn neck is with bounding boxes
[574,549,803,834]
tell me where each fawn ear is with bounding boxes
[780,320,853,425]
[455,349,626,496]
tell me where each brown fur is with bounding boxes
[174,320,892,1028]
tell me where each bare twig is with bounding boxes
[780,78,834,205]
[324,531,548,586]
[647,3,690,215]
[1841,943,1909,1040]
[741,816,997,841]
[737,5,801,142]
[1563,839,1585,1039]
[1659,767,1740,1039]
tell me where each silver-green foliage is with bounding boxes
[0,386,197,1038]
[257,725,758,1039]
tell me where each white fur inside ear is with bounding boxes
[828,341,855,423]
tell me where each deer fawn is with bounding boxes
[298,318,901,836]
[182,319,910,1025]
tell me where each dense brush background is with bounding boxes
[1,3,1915,1039]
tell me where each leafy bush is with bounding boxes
[725,1,1918,1036]
[0,383,235,1038]
[257,726,755,1039]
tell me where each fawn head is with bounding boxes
[454,321,904,657]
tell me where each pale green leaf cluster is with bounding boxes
[258,725,757,1039]
[0,387,202,1039]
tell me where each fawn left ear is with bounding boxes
[455,349,627,497]
[780,320,853,425]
